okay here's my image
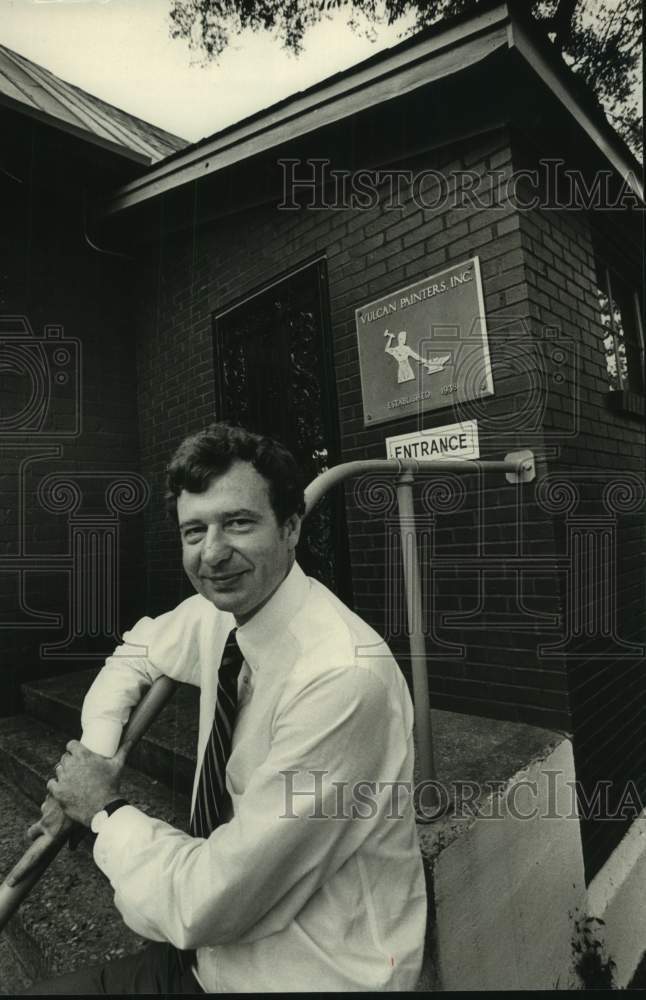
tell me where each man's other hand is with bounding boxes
[6,795,74,887]
[26,793,70,843]
[47,740,126,828]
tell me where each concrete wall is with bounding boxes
[584,807,646,987]
[417,729,586,990]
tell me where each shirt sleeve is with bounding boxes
[92,665,409,949]
[80,618,164,757]
[81,598,205,757]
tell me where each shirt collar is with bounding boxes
[236,562,307,672]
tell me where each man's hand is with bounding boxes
[26,793,70,843]
[6,794,75,888]
[47,740,126,828]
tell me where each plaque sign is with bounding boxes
[355,257,493,426]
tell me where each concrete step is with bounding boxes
[0,714,192,988]
[0,928,31,994]
[0,772,143,989]
[22,669,198,796]
[0,714,191,831]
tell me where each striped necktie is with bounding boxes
[190,628,244,838]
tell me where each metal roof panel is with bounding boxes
[0,43,187,163]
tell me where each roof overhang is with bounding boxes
[508,15,643,202]
[0,43,187,166]
[0,89,151,165]
[102,0,643,217]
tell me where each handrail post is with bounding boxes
[396,469,435,784]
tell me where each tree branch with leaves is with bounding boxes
[168,0,642,155]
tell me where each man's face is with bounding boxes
[177,459,301,625]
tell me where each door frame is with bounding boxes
[212,255,352,606]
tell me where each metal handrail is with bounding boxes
[0,451,535,930]
[304,453,535,785]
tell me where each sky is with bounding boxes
[0,0,417,142]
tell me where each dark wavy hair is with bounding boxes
[165,423,306,524]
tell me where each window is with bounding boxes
[595,266,645,394]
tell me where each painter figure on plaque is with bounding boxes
[383,329,450,385]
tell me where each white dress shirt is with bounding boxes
[81,563,427,992]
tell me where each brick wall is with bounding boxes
[510,133,646,879]
[0,113,145,712]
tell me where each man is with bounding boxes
[24,423,427,993]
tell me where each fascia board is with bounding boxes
[507,16,643,203]
[103,3,511,216]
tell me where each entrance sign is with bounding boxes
[385,420,480,461]
[355,257,493,426]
